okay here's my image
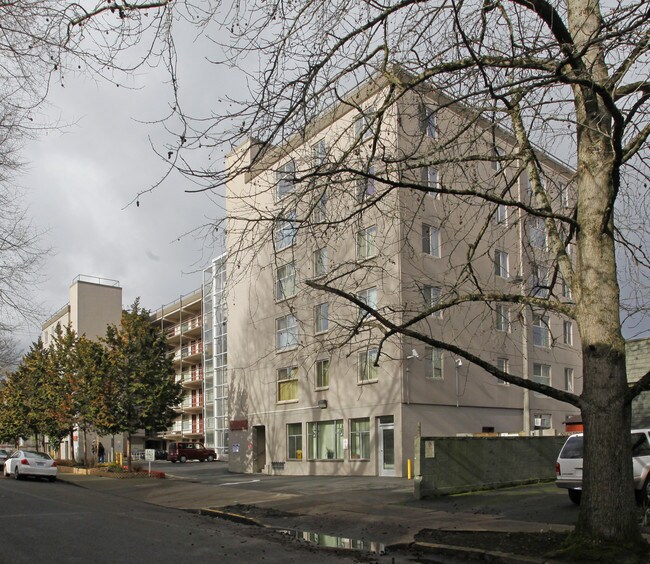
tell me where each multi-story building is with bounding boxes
[152,289,205,445]
[225,74,583,477]
[41,274,123,460]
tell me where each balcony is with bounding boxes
[165,315,203,340]
[177,367,204,389]
[172,340,203,364]
[181,396,203,415]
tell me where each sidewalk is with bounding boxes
[57,469,575,562]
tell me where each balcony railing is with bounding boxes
[165,315,202,339]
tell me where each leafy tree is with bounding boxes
[102,298,181,469]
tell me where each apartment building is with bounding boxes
[225,74,583,477]
[41,275,123,460]
[151,289,205,445]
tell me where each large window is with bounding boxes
[532,314,550,347]
[277,366,298,402]
[276,262,296,300]
[357,287,377,321]
[314,303,329,333]
[274,212,297,250]
[308,419,343,460]
[287,423,303,460]
[276,314,298,350]
[276,160,295,200]
[358,348,379,383]
[313,247,329,276]
[423,285,442,318]
[495,304,510,332]
[528,217,547,249]
[422,224,440,257]
[350,418,370,460]
[494,250,509,278]
[315,358,329,389]
[424,346,443,380]
[356,225,377,260]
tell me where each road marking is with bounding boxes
[219,479,261,486]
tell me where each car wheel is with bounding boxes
[199,458,204,462]
[179,455,187,463]
[14,467,21,481]
[568,489,581,505]
[207,455,214,462]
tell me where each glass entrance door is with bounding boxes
[378,417,395,476]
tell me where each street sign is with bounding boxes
[144,449,155,462]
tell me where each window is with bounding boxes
[421,105,437,139]
[276,160,295,200]
[532,314,550,347]
[563,320,573,345]
[287,423,303,460]
[357,226,377,260]
[534,413,552,429]
[356,166,376,202]
[422,224,441,257]
[495,304,510,332]
[357,287,377,321]
[631,433,650,457]
[424,346,443,379]
[423,285,442,319]
[496,357,510,385]
[562,279,573,299]
[313,190,327,222]
[529,217,547,249]
[312,139,326,166]
[276,314,298,350]
[274,212,297,250]
[313,247,329,277]
[277,366,298,402]
[420,166,440,197]
[350,418,370,460]
[276,262,296,300]
[358,348,379,383]
[495,204,507,225]
[492,146,504,171]
[314,303,329,333]
[355,108,375,141]
[564,367,574,392]
[532,265,549,298]
[533,363,551,389]
[559,184,570,208]
[494,250,509,278]
[308,419,343,460]
[315,358,329,389]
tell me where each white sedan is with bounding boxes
[3,450,58,482]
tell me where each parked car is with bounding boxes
[3,450,58,482]
[167,442,216,463]
[155,449,167,460]
[0,449,10,470]
[556,429,650,505]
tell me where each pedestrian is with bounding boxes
[98,442,105,463]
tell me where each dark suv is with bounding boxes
[167,442,216,463]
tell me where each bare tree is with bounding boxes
[153,0,650,553]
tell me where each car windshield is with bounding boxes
[23,451,52,460]
[560,435,583,459]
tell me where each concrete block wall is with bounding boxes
[414,435,566,498]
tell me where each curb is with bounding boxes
[413,541,559,563]
[198,508,267,528]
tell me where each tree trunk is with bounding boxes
[126,432,132,472]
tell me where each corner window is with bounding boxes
[496,357,510,385]
[287,423,303,460]
[495,304,510,332]
[314,303,329,334]
[494,250,509,278]
[495,204,507,225]
[276,314,298,350]
[420,104,437,139]
[424,346,443,380]
[350,418,370,460]
[308,419,343,460]
[315,358,330,389]
[277,366,298,402]
[358,348,379,383]
[423,285,442,319]
[492,146,504,172]
[422,224,440,257]
[276,160,296,200]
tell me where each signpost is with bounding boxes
[144,448,155,475]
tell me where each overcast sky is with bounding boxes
[15,35,224,349]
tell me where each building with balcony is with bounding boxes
[152,289,205,444]
[224,73,583,477]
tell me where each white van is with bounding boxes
[555,429,650,505]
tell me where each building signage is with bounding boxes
[229,419,249,431]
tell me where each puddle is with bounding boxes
[278,529,385,554]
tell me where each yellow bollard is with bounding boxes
[407,458,412,480]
